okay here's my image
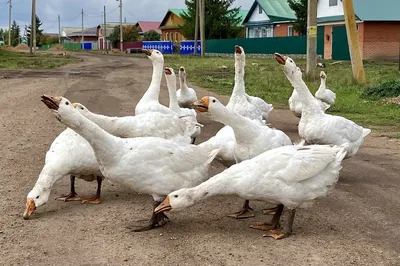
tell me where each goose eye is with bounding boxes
[174,195,178,198]
[36,196,40,199]
[65,102,69,105]
[80,107,84,110]
[212,99,216,103]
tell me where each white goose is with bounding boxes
[73,103,196,142]
[193,96,292,219]
[164,67,201,144]
[275,53,371,157]
[41,95,218,231]
[226,45,264,125]
[315,71,336,105]
[23,106,198,219]
[155,144,347,239]
[135,49,175,116]
[177,66,198,108]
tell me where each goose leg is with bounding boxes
[263,208,296,239]
[81,176,102,204]
[227,200,255,219]
[250,204,284,230]
[262,205,280,215]
[131,201,170,232]
[55,175,82,202]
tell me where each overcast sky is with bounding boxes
[0,0,252,33]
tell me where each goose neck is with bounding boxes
[142,60,163,100]
[166,75,181,112]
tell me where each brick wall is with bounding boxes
[274,23,299,37]
[363,21,400,60]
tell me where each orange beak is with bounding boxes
[72,103,78,108]
[192,97,210,112]
[164,67,172,75]
[23,198,36,220]
[142,49,152,56]
[41,95,62,110]
[274,53,287,65]
[154,196,171,214]
[235,45,242,54]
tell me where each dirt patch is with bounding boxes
[0,53,400,265]
[15,43,30,50]
[48,44,66,51]
[382,96,400,104]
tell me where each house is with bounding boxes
[61,27,98,43]
[317,0,400,60]
[135,21,161,36]
[159,9,187,42]
[96,22,136,49]
[242,0,297,38]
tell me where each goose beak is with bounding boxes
[179,66,185,72]
[142,49,152,56]
[192,97,210,112]
[164,67,172,75]
[235,45,242,54]
[154,196,171,214]
[23,198,36,220]
[274,53,287,65]
[72,103,78,108]
[41,95,61,110]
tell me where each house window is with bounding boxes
[166,33,169,41]
[329,0,338,6]
[175,32,179,42]
[258,4,262,14]
[287,26,294,36]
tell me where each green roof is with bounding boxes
[169,9,187,18]
[237,10,250,25]
[243,0,296,24]
[352,0,400,21]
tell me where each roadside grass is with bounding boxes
[0,49,78,69]
[163,55,400,137]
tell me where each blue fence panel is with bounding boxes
[142,41,173,54]
[180,40,201,55]
[80,42,92,50]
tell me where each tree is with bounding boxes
[10,21,21,46]
[288,0,307,35]
[25,15,44,46]
[143,30,161,41]
[180,0,243,40]
[109,25,139,46]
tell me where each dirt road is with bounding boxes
[0,53,399,266]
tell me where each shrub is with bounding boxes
[361,79,400,99]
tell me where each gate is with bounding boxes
[332,25,350,60]
[317,26,325,58]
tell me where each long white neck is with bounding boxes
[210,105,260,143]
[34,163,69,190]
[141,60,163,101]
[179,72,189,91]
[60,110,121,165]
[80,110,120,134]
[231,56,246,97]
[166,74,181,113]
[187,171,235,204]
[319,78,326,90]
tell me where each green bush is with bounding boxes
[361,79,400,99]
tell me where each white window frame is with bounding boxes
[166,32,169,41]
[329,0,338,7]
[287,26,293,36]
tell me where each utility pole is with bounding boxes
[118,0,123,52]
[58,14,61,44]
[343,0,366,83]
[306,0,317,77]
[199,0,205,57]
[31,0,36,54]
[81,9,84,48]
[103,5,107,50]
[8,0,11,46]
[193,0,199,55]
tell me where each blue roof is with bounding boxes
[353,0,400,21]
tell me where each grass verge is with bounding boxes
[163,55,400,137]
[0,49,78,69]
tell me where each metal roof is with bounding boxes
[352,0,400,21]
[243,0,296,24]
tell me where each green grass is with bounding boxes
[0,49,79,69]
[162,55,400,137]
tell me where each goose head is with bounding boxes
[23,186,51,220]
[164,67,175,77]
[41,95,81,128]
[274,53,302,80]
[320,71,326,79]
[142,49,164,63]
[72,102,89,114]
[179,66,187,80]
[193,96,224,113]
[234,45,245,65]
[154,188,196,213]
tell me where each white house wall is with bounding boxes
[248,3,270,22]
[317,0,344,18]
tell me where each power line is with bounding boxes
[62,12,81,23]
[122,7,134,20]
[42,18,58,32]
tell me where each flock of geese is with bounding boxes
[23,46,371,240]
